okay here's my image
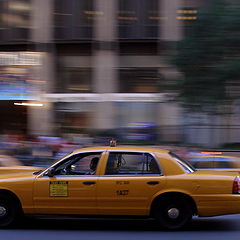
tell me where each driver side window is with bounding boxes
[54,152,102,175]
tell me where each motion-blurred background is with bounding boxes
[1,0,240,161]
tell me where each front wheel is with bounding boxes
[154,198,193,230]
[0,194,22,228]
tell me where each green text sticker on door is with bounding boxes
[49,181,68,197]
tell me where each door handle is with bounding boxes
[147,181,159,185]
[83,181,96,185]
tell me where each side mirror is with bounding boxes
[46,167,55,177]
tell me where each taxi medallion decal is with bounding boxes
[49,181,68,197]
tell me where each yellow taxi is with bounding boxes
[0,144,240,230]
[0,154,41,174]
[185,153,240,174]
[0,154,21,167]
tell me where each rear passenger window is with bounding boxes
[105,152,161,175]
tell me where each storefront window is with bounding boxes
[56,67,92,93]
[119,68,162,93]
[0,51,43,134]
[55,102,93,134]
[115,102,158,128]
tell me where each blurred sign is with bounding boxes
[0,71,36,100]
[0,52,42,100]
[0,52,42,66]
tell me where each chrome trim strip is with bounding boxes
[41,175,100,178]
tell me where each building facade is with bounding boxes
[3,0,232,146]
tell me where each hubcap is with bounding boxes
[167,208,180,219]
[0,206,7,217]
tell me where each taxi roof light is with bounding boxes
[200,151,222,155]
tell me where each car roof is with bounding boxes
[72,146,169,154]
[189,155,240,160]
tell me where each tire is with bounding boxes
[0,194,22,228]
[154,197,193,230]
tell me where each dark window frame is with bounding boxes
[44,151,103,176]
[105,151,162,176]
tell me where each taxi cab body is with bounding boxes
[186,155,240,174]
[0,154,41,174]
[0,146,240,230]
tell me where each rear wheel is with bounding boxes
[154,197,193,230]
[0,194,22,228]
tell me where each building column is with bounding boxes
[92,0,118,130]
[157,102,182,142]
[155,0,184,142]
[160,0,183,41]
[28,0,55,136]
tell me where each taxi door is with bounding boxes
[33,151,107,215]
[97,151,166,216]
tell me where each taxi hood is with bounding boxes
[0,171,38,182]
[0,166,42,175]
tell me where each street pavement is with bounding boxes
[1,215,240,240]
